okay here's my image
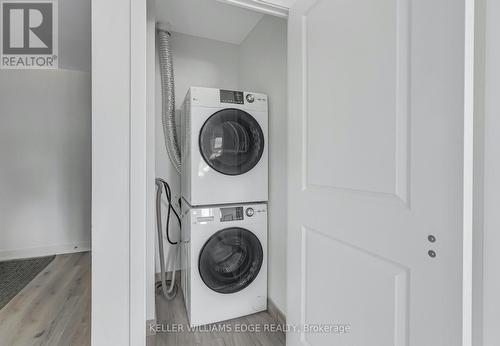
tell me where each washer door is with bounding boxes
[199,109,264,175]
[198,227,263,294]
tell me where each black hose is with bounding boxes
[155,178,179,300]
[156,178,181,245]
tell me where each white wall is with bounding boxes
[155,32,240,271]
[239,15,288,314]
[59,0,91,72]
[0,70,91,260]
[168,32,241,108]
[482,0,500,344]
[0,0,91,260]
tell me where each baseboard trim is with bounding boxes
[268,298,286,326]
[0,241,91,261]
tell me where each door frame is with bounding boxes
[464,0,475,345]
[91,0,148,344]
[466,0,484,345]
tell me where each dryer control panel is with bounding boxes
[189,87,267,111]
[220,89,244,104]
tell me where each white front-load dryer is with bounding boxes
[180,202,267,327]
[181,87,268,206]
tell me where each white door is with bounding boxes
[287,0,465,345]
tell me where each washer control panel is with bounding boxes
[218,205,266,222]
[220,206,244,222]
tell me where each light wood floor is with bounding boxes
[148,285,286,346]
[0,252,91,346]
[0,251,283,346]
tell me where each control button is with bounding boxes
[246,94,255,103]
[245,207,255,217]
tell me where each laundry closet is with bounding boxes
[148,0,289,330]
[136,0,471,344]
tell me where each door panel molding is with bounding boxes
[300,0,411,206]
[300,226,410,345]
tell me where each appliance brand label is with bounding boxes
[196,216,214,223]
[1,0,58,69]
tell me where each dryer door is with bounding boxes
[199,109,264,175]
[198,227,263,294]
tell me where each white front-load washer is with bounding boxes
[181,87,268,206]
[181,202,267,327]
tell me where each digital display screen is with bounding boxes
[220,207,244,222]
[220,89,244,104]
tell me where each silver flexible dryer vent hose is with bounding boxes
[157,26,181,174]
[156,23,180,301]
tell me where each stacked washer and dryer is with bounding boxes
[180,87,269,326]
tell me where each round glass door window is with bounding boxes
[199,109,264,175]
[198,227,263,294]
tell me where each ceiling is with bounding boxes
[155,0,264,45]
